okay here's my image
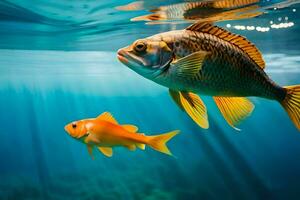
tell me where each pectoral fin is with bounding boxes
[85,132,100,144]
[87,145,94,160]
[98,147,113,157]
[213,96,254,130]
[171,51,209,78]
[169,90,209,129]
[122,124,138,132]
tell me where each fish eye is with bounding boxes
[134,41,147,53]
[72,123,77,129]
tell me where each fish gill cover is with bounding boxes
[0,0,300,200]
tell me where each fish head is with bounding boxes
[64,120,89,140]
[117,37,173,79]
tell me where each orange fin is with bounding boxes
[115,1,144,11]
[171,51,209,78]
[84,132,100,144]
[186,22,265,69]
[131,13,166,21]
[213,96,254,130]
[87,145,94,160]
[136,143,146,150]
[126,145,136,151]
[281,85,300,131]
[170,90,209,129]
[96,112,118,124]
[98,147,113,157]
[122,124,138,132]
[147,130,180,156]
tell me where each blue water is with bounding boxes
[1,1,300,199]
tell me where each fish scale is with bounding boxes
[118,22,300,130]
[157,30,285,100]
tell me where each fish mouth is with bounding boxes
[117,49,145,67]
[117,50,128,64]
[64,125,69,133]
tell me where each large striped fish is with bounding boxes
[117,22,300,131]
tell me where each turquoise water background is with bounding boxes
[1,1,300,199]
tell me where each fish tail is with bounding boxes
[147,130,180,156]
[280,85,300,130]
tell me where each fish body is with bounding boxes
[85,120,147,147]
[144,30,283,100]
[65,112,179,158]
[117,22,300,130]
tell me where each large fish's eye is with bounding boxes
[134,41,147,53]
[72,123,77,129]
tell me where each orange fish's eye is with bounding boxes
[72,123,77,129]
[134,41,147,53]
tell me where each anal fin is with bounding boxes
[136,143,146,150]
[213,96,254,130]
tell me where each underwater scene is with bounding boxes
[1,0,300,199]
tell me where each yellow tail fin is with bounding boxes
[281,85,300,130]
[147,130,180,156]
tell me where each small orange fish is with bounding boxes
[65,112,179,158]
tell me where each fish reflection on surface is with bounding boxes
[115,1,145,11]
[118,0,262,24]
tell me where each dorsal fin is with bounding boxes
[186,22,265,69]
[212,0,259,9]
[96,112,118,124]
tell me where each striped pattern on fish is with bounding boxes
[117,22,300,131]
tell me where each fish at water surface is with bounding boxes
[117,22,300,131]
[65,112,179,158]
[130,0,262,24]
